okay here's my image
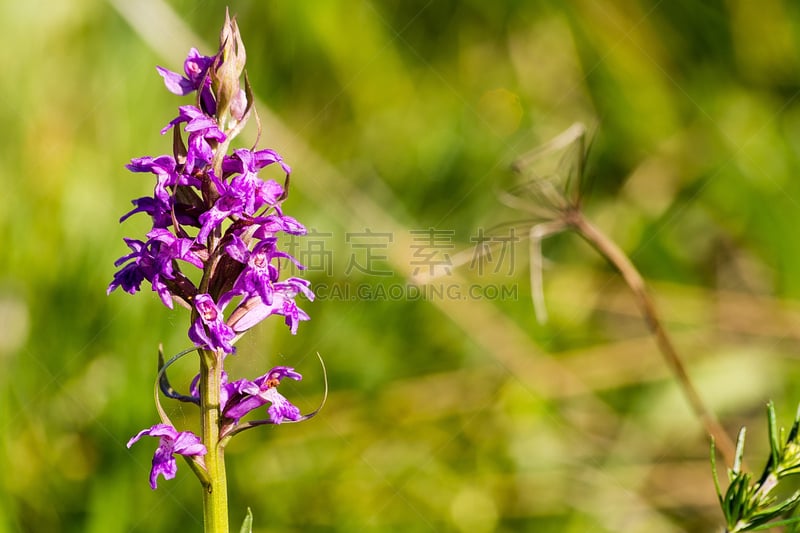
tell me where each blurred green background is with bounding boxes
[4,0,800,531]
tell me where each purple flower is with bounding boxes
[161,106,226,173]
[224,238,304,307]
[119,196,172,228]
[222,366,303,425]
[148,228,206,270]
[223,147,291,183]
[196,180,245,243]
[254,148,292,176]
[195,169,288,244]
[232,239,281,304]
[228,278,314,334]
[108,237,177,308]
[156,48,214,96]
[127,424,206,489]
[107,238,147,295]
[227,171,279,216]
[189,293,236,353]
[126,155,189,206]
[253,210,307,238]
[224,233,250,263]
[156,48,216,114]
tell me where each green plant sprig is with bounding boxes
[712,401,800,532]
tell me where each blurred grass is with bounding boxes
[3,0,800,531]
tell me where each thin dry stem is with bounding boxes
[569,210,737,466]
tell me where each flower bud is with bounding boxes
[212,9,247,128]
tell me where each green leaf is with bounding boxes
[750,490,800,521]
[239,507,253,533]
[734,427,747,476]
[749,515,800,531]
[790,403,800,441]
[768,401,780,470]
[725,474,750,526]
[711,439,725,506]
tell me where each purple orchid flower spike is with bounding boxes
[111,14,320,526]
[127,424,207,490]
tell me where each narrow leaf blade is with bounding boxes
[239,507,253,533]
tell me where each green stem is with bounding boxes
[200,348,229,533]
